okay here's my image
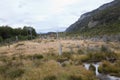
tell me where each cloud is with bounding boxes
[50,0,79,13]
[0,0,114,33]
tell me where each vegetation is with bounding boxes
[89,64,96,74]
[0,57,24,80]
[0,0,120,79]
[66,0,120,39]
[98,61,120,77]
[0,26,37,44]
[0,38,120,80]
[66,22,120,38]
[0,53,98,80]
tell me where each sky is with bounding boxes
[0,0,114,33]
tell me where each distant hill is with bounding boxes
[66,0,120,37]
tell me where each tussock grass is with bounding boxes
[0,60,24,80]
[0,39,120,80]
[19,60,97,80]
[15,43,25,48]
[0,53,98,80]
[98,60,120,77]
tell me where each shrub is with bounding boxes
[0,37,3,43]
[79,55,90,62]
[50,39,54,42]
[33,54,44,60]
[101,45,108,52]
[15,43,25,47]
[62,52,72,59]
[33,60,43,67]
[44,53,58,61]
[0,65,24,79]
[6,68,24,78]
[69,75,82,80]
[57,52,72,63]
[44,75,56,80]
[89,64,96,74]
[27,54,43,60]
[19,61,98,80]
[85,53,105,62]
[0,55,8,62]
[0,65,8,74]
[77,49,84,55]
[57,57,69,63]
[84,51,117,62]
[98,61,120,77]
[0,59,25,79]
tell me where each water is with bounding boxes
[84,63,100,75]
[107,75,120,80]
[93,63,100,75]
[84,63,90,70]
[84,63,120,80]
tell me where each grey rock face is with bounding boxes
[88,21,99,28]
[66,0,120,32]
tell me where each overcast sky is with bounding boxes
[0,0,113,33]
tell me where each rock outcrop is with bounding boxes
[66,0,120,32]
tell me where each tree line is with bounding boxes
[0,26,37,43]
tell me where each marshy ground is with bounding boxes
[0,39,120,80]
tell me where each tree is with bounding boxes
[0,36,3,42]
[0,25,37,42]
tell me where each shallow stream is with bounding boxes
[84,63,120,80]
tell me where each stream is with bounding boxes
[84,63,120,80]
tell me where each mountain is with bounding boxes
[66,0,120,37]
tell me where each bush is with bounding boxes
[85,53,105,62]
[33,54,44,59]
[0,55,8,62]
[27,54,43,60]
[69,75,82,80]
[57,57,69,63]
[84,51,117,62]
[78,55,89,62]
[62,52,72,59]
[15,43,25,47]
[0,36,3,43]
[33,60,43,67]
[18,35,28,40]
[101,45,109,52]
[6,68,24,78]
[0,65,8,74]
[98,61,120,77]
[44,75,56,80]
[89,64,96,74]
[0,60,25,79]
[77,49,84,55]
[0,65,24,79]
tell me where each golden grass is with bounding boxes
[18,60,97,80]
[0,39,119,56]
[0,39,119,80]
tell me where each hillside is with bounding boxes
[66,0,120,37]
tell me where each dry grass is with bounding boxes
[18,60,97,80]
[0,54,98,80]
[0,39,119,80]
[0,39,119,56]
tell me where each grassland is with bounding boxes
[0,38,120,80]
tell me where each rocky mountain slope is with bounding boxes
[66,0,120,37]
